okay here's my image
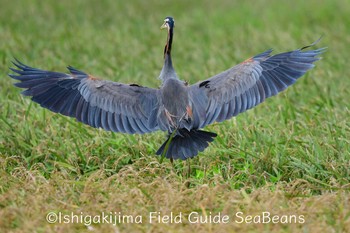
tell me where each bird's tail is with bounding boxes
[156,129,217,160]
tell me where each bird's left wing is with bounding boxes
[10,61,160,134]
[190,42,326,128]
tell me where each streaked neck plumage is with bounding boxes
[164,25,173,57]
[159,24,177,82]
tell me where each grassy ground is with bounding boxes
[0,0,349,232]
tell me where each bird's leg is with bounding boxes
[177,106,193,127]
[184,106,193,123]
[184,159,192,188]
[159,129,177,164]
[164,109,177,128]
[187,159,191,178]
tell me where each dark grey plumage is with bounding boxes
[9,16,326,160]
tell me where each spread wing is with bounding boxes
[190,41,326,128]
[10,61,160,134]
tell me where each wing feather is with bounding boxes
[10,61,160,134]
[190,42,326,128]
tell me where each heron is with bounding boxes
[10,17,325,161]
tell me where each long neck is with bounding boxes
[159,28,177,81]
[164,27,173,57]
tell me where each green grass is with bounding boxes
[1,0,350,232]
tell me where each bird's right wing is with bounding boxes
[190,41,326,128]
[10,61,160,134]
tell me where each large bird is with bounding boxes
[10,17,325,160]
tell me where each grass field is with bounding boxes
[0,0,349,232]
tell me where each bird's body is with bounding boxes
[160,78,190,129]
[157,19,192,132]
[10,17,326,160]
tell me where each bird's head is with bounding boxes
[160,17,175,31]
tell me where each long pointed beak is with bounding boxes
[160,22,167,30]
